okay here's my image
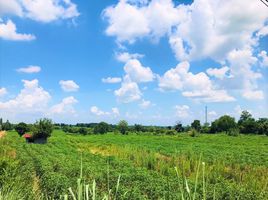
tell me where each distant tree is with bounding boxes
[134,124,144,132]
[93,122,109,134]
[215,115,236,133]
[15,122,29,136]
[79,127,88,135]
[174,121,184,133]
[32,118,53,139]
[191,120,201,132]
[256,118,268,135]
[2,120,12,131]
[238,110,257,134]
[118,120,128,135]
[201,123,210,133]
[0,118,3,131]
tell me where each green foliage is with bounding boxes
[238,110,257,134]
[78,127,88,135]
[32,118,53,139]
[188,129,200,137]
[174,121,184,133]
[256,118,268,135]
[93,122,109,134]
[227,128,240,136]
[117,120,128,135]
[211,115,236,133]
[2,120,12,131]
[191,120,201,132]
[15,122,29,137]
[165,129,176,135]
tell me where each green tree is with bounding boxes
[174,121,184,133]
[93,122,109,134]
[216,115,236,133]
[191,120,201,132]
[15,122,29,137]
[134,124,144,132]
[79,127,88,135]
[32,118,53,139]
[238,110,257,134]
[118,120,128,135]
[0,118,3,131]
[256,118,268,135]
[2,120,12,131]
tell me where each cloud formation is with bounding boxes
[59,80,79,92]
[17,65,41,73]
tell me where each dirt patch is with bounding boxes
[0,131,6,139]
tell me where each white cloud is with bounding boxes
[208,111,217,117]
[242,90,264,100]
[114,76,142,103]
[175,105,190,118]
[158,61,235,102]
[258,51,268,67]
[90,106,120,117]
[103,0,149,43]
[49,96,78,115]
[0,0,23,16]
[104,0,268,63]
[0,20,35,41]
[0,88,7,96]
[226,49,263,100]
[116,52,144,62]
[0,79,51,113]
[139,99,152,109]
[124,59,154,83]
[17,65,41,73]
[0,0,79,23]
[206,66,229,80]
[102,77,122,84]
[59,80,79,92]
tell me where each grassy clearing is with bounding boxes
[0,130,267,199]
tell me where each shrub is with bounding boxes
[165,129,176,135]
[191,120,201,132]
[15,122,29,137]
[78,127,88,135]
[188,129,200,137]
[93,122,109,134]
[117,120,128,135]
[227,128,240,136]
[32,118,53,139]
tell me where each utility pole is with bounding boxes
[205,106,208,125]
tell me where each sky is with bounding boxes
[0,0,268,126]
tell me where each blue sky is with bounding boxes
[0,0,268,125]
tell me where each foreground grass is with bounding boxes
[0,130,267,199]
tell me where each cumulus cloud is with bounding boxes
[158,61,235,102]
[124,59,155,83]
[0,0,79,23]
[116,52,144,62]
[175,105,190,118]
[102,77,122,84]
[90,106,120,117]
[139,99,152,109]
[0,20,35,41]
[17,65,41,73]
[49,96,78,115]
[59,80,79,92]
[206,66,229,80]
[114,76,142,103]
[258,51,268,67]
[0,0,23,16]
[0,88,7,96]
[0,79,51,113]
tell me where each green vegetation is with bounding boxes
[15,122,29,137]
[32,118,53,139]
[0,130,267,199]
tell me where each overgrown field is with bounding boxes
[0,130,268,199]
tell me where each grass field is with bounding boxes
[0,130,268,199]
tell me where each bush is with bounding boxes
[93,122,109,134]
[165,129,176,135]
[117,120,128,135]
[78,127,88,135]
[227,128,240,136]
[32,118,53,139]
[188,129,199,137]
[15,122,29,137]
